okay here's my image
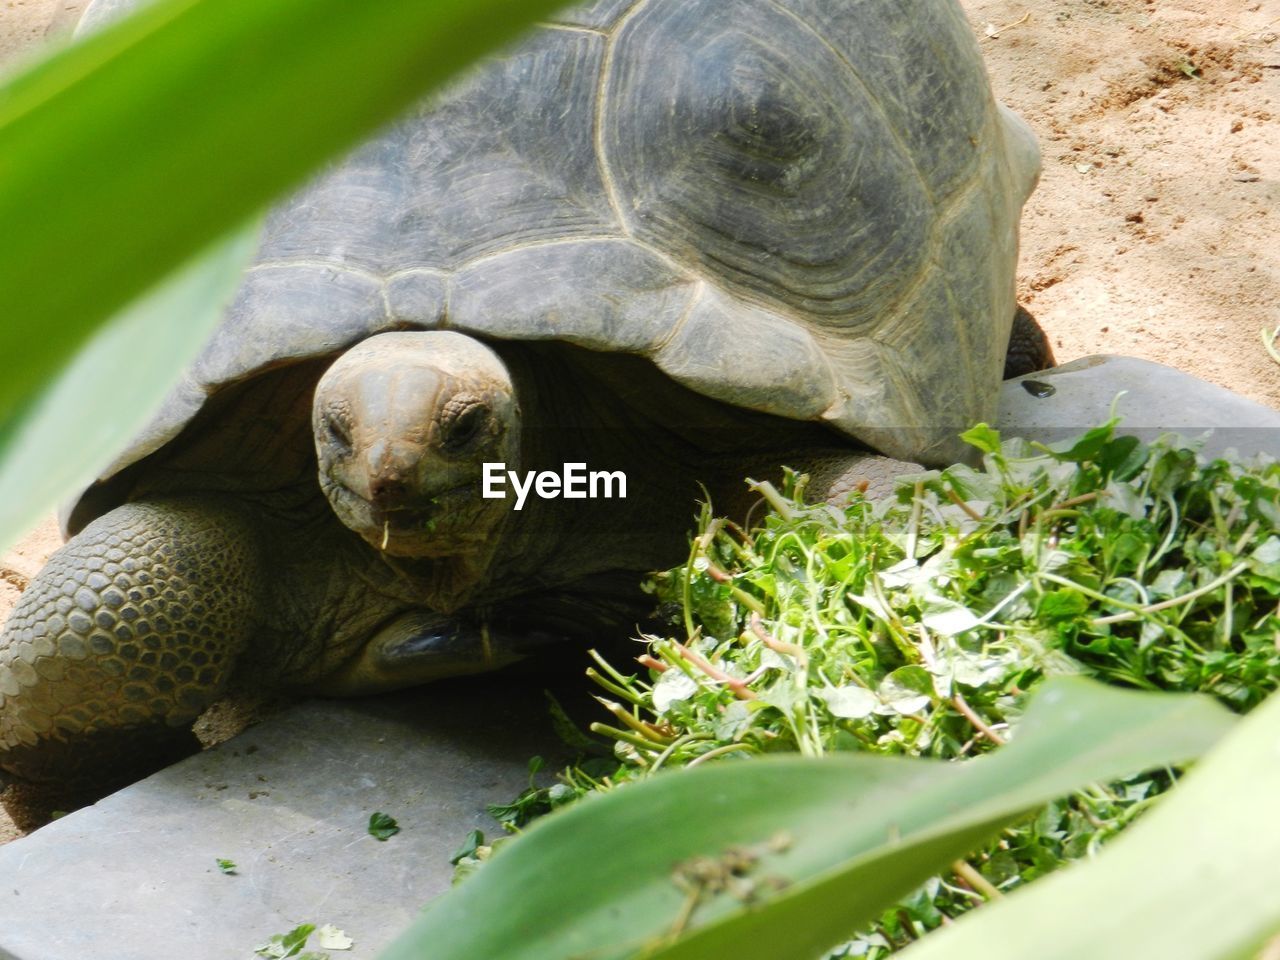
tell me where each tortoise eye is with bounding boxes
[324,415,352,453]
[443,403,487,452]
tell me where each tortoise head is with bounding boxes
[312,331,519,558]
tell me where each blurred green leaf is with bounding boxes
[0,0,564,425]
[0,224,257,551]
[899,689,1280,960]
[378,679,1234,960]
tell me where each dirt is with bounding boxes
[0,0,1276,845]
[0,0,83,66]
[964,0,1280,406]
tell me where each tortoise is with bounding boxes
[0,0,1048,826]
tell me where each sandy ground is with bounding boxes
[1,0,1277,845]
[966,0,1280,409]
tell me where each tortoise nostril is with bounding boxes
[364,440,423,507]
[370,474,409,506]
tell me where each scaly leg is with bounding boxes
[0,497,262,828]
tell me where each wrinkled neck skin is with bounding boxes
[478,346,655,594]
[473,343,803,599]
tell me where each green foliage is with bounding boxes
[483,755,579,831]
[578,424,1274,776]
[380,679,1232,960]
[449,829,485,867]
[0,0,562,551]
[255,924,322,960]
[367,811,400,841]
[614,422,1274,773]
[439,422,1278,958]
[215,857,237,875]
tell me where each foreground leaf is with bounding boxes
[378,679,1235,960]
[0,225,257,551]
[898,688,1280,960]
[0,0,564,424]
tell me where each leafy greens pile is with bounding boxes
[469,422,1280,955]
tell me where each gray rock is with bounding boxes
[999,355,1280,459]
[0,678,568,960]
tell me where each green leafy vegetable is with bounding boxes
[255,923,322,959]
[368,811,400,841]
[449,830,485,867]
[485,755,576,831]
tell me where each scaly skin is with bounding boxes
[0,498,262,827]
[1004,306,1056,379]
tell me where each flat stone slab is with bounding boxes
[999,355,1280,459]
[0,677,568,960]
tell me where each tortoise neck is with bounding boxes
[474,344,692,594]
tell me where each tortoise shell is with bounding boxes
[72,0,1038,529]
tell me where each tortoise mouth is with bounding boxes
[324,478,498,556]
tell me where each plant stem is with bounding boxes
[906,480,924,559]
[1092,562,1248,625]
[636,654,667,673]
[588,648,644,693]
[951,859,1003,901]
[586,668,645,706]
[944,485,984,521]
[649,733,714,773]
[1045,491,1104,512]
[593,697,672,744]
[587,723,656,755]
[729,584,768,615]
[749,479,799,521]
[672,641,758,700]
[749,613,807,665]
[952,692,1006,746]
[686,742,756,768]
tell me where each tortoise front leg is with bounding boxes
[797,452,921,504]
[310,576,652,696]
[0,497,262,828]
[309,609,577,696]
[726,451,919,510]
